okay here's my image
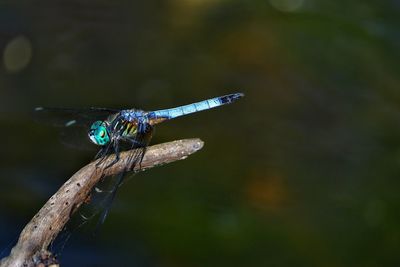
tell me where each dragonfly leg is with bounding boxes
[138,147,146,170]
[126,122,153,170]
[94,147,106,160]
[104,139,120,169]
[96,144,111,167]
[123,139,147,170]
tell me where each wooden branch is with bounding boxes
[0,138,204,267]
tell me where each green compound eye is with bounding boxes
[88,121,110,146]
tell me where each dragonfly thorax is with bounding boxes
[88,120,110,146]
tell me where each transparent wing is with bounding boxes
[50,118,154,256]
[34,107,119,127]
[34,107,119,150]
[94,121,154,228]
[60,121,154,239]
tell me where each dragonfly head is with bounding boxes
[88,121,110,146]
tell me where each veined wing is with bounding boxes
[34,107,119,150]
[34,107,119,127]
[51,120,154,251]
[93,120,154,228]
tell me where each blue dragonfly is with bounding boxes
[35,92,244,225]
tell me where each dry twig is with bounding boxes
[0,138,204,267]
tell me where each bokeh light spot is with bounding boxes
[3,35,32,73]
[269,0,304,12]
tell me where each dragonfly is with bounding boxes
[35,92,244,226]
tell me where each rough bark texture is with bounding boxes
[0,138,204,267]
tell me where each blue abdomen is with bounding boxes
[147,92,243,120]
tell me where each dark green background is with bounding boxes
[1,1,400,266]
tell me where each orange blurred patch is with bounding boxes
[168,0,224,28]
[245,171,287,213]
[216,24,280,70]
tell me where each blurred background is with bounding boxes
[1,0,400,266]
